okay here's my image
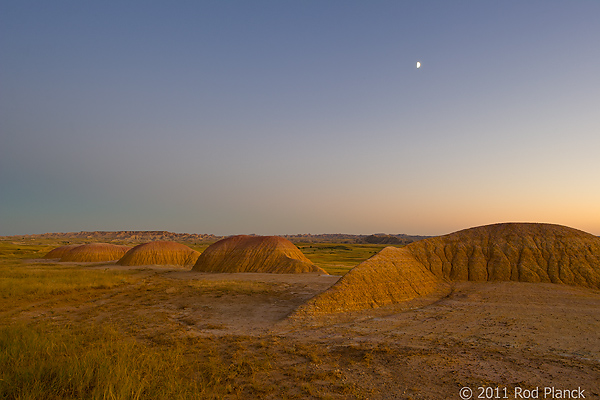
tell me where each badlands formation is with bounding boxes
[300,223,600,315]
[58,243,131,262]
[192,235,327,274]
[117,241,200,267]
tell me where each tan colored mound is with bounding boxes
[116,241,200,267]
[43,244,82,259]
[405,223,600,288]
[296,246,446,314]
[192,235,327,274]
[59,243,132,262]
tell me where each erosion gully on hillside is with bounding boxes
[5,262,600,400]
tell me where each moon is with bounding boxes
[416,61,421,69]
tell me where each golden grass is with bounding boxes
[0,242,52,261]
[0,323,203,399]
[0,321,354,399]
[0,262,135,309]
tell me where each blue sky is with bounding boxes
[1,1,599,236]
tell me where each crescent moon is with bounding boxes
[416,62,421,69]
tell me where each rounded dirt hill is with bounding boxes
[192,235,327,274]
[43,244,82,259]
[294,246,447,315]
[59,243,132,262]
[117,241,200,267]
[406,222,600,288]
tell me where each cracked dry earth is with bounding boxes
[11,265,600,400]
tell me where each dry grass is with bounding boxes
[0,320,369,400]
[0,262,135,310]
[0,322,202,399]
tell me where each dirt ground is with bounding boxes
[13,263,600,399]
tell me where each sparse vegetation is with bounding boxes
[0,263,134,304]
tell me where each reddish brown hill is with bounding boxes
[43,244,82,259]
[117,241,200,267]
[59,243,132,262]
[192,235,327,274]
[295,246,447,315]
[406,223,600,288]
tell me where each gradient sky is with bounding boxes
[1,1,599,236]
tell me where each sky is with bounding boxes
[1,1,599,237]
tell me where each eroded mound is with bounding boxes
[43,244,82,259]
[192,235,327,274]
[295,246,447,315]
[59,243,132,262]
[406,223,600,288]
[295,223,600,316]
[117,241,200,267]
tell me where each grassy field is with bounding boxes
[297,243,398,275]
[0,242,138,313]
[0,239,379,399]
